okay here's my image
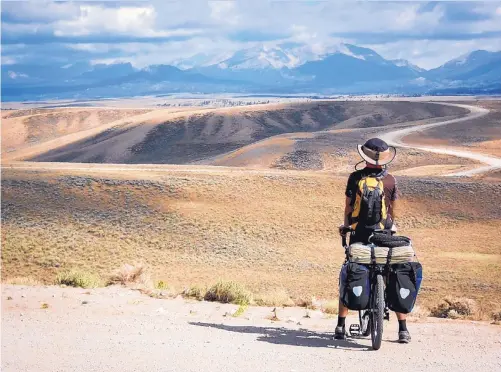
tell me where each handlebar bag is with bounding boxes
[339,262,371,310]
[386,262,423,313]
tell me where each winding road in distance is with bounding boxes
[380,103,501,177]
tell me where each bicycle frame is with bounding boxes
[341,227,390,347]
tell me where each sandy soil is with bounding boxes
[2,285,500,372]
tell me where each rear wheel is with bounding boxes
[370,274,385,350]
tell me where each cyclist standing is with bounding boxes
[335,138,411,344]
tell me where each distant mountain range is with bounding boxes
[2,43,501,101]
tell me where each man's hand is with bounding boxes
[339,224,348,236]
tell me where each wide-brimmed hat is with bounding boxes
[357,138,396,166]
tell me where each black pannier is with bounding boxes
[339,262,371,310]
[386,262,423,314]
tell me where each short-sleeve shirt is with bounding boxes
[345,167,399,222]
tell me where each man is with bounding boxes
[335,137,411,344]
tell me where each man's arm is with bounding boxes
[344,196,353,227]
[339,196,353,236]
[388,199,398,221]
[341,173,355,235]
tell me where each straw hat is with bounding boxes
[357,138,396,166]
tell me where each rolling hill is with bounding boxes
[21,101,467,165]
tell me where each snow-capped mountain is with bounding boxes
[190,43,420,88]
[2,45,501,100]
[391,59,426,73]
[427,50,501,82]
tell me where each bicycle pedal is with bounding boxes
[349,324,360,337]
[384,309,390,321]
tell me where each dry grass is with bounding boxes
[182,285,207,301]
[55,269,102,288]
[2,165,501,315]
[491,310,501,323]
[4,276,41,286]
[107,264,151,288]
[408,305,430,320]
[204,280,253,306]
[430,297,479,319]
[254,288,295,307]
[295,297,319,310]
[321,300,339,315]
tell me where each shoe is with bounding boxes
[398,330,411,344]
[334,326,346,340]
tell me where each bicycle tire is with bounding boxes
[370,274,385,350]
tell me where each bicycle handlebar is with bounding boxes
[340,226,353,248]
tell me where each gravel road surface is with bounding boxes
[2,285,500,372]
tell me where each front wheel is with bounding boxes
[370,274,385,350]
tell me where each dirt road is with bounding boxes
[2,285,500,372]
[380,103,501,176]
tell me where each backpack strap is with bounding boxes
[370,245,376,265]
[386,247,393,266]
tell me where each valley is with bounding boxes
[2,98,501,315]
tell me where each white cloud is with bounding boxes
[53,4,204,38]
[2,1,501,70]
[54,5,157,37]
[88,38,245,68]
[2,1,80,23]
[209,1,240,25]
[366,38,501,69]
[2,56,18,65]
[8,71,29,79]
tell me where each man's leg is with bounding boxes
[396,312,411,343]
[334,301,349,339]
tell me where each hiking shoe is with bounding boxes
[398,331,411,344]
[334,326,346,340]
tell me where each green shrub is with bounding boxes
[204,280,253,305]
[55,269,102,288]
[155,280,168,290]
[233,305,247,317]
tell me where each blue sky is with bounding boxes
[2,1,501,69]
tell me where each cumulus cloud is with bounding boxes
[366,38,501,69]
[1,1,500,69]
[8,71,29,79]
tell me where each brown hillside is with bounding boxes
[28,102,467,165]
[1,108,152,154]
[2,167,500,312]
